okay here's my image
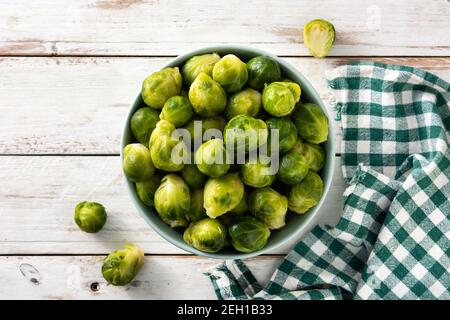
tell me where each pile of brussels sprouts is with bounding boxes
[123,52,329,254]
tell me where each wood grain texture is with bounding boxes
[0,156,345,255]
[0,255,281,299]
[1,57,450,155]
[0,0,449,56]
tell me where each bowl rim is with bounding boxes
[121,44,335,259]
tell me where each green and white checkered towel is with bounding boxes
[206,62,450,300]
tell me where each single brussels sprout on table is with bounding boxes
[74,201,107,233]
[123,143,155,182]
[292,103,329,144]
[102,243,144,286]
[262,81,301,117]
[181,163,206,188]
[160,95,193,127]
[288,171,324,214]
[241,159,276,188]
[249,187,288,230]
[228,216,271,253]
[204,172,244,219]
[142,67,182,109]
[225,88,262,120]
[266,117,298,153]
[246,56,281,90]
[212,54,248,93]
[189,188,208,222]
[195,138,230,178]
[183,116,226,145]
[154,174,190,228]
[149,120,187,172]
[182,53,221,86]
[292,138,325,172]
[228,191,248,215]
[183,218,227,253]
[188,72,227,117]
[130,107,160,147]
[135,175,161,207]
[277,151,309,184]
[224,115,268,153]
[303,19,335,58]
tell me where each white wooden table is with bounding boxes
[0,0,449,299]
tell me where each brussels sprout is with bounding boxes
[182,53,221,87]
[204,173,244,218]
[74,201,107,233]
[292,103,329,144]
[188,72,227,117]
[262,82,301,117]
[195,139,230,178]
[277,151,309,184]
[241,160,276,188]
[266,117,298,153]
[184,116,226,145]
[135,175,161,207]
[288,171,324,214]
[212,54,248,92]
[292,139,325,172]
[228,191,248,215]
[149,120,187,172]
[303,19,335,58]
[249,188,288,230]
[181,163,206,188]
[223,115,268,153]
[154,174,190,227]
[102,243,144,286]
[123,143,155,182]
[228,216,270,253]
[142,67,182,109]
[246,56,281,90]
[160,95,193,127]
[226,88,262,120]
[130,107,160,146]
[183,218,227,253]
[189,188,208,222]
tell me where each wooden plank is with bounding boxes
[0,0,449,56]
[1,57,450,155]
[0,255,281,299]
[0,155,345,255]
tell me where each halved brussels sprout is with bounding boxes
[246,56,281,90]
[123,143,155,182]
[262,81,301,117]
[149,120,187,172]
[277,151,309,184]
[182,53,221,87]
[188,72,227,117]
[228,191,248,215]
[241,159,276,188]
[288,171,324,214]
[142,67,182,109]
[212,54,248,92]
[249,187,288,230]
[154,174,190,227]
[292,103,328,144]
[303,19,335,58]
[183,218,227,253]
[102,243,144,286]
[292,138,325,172]
[74,201,107,233]
[226,88,262,120]
[160,96,193,127]
[183,116,226,146]
[195,139,230,178]
[130,107,160,147]
[266,117,298,153]
[204,172,244,218]
[181,163,206,188]
[189,188,208,222]
[228,216,270,253]
[135,175,161,207]
[223,115,268,153]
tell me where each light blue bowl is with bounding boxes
[121,45,335,259]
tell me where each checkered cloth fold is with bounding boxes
[205,62,450,300]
